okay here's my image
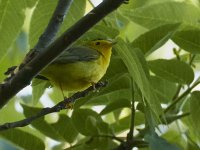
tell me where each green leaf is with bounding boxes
[115,38,162,122]
[59,0,86,34]
[71,137,117,150]
[29,0,86,48]
[0,99,24,124]
[74,73,131,108]
[162,126,186,149]
[132,24,180,55]
[0,0,26,62]
[51,115,78,143]
[25,0,38,8]
[0,129,45,150]
[22,104,63,141]
[187,137,200,150]
[122,1,200,29]
[31,78,51,105]
[148,59,194,84]
[111,112,145,133]
[150,76,177,103]
[145,133,181,150]
[85,116,99,136]
[173,28,200,54]
[103,56,128,79]
[100,99,130,115]
[71,109,101,136]
[189,91,200,137]
[77,25,119,42]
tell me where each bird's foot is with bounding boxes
[64,96,74,109]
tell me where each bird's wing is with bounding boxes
[52,46,101,64]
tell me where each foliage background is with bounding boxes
[0,0,200,149]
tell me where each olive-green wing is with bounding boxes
[52,46,100,64]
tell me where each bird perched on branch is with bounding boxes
[39,39,115,95]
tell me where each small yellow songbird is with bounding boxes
[39,39,115,93]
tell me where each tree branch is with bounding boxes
[18,0,73,70]
[0,0,126,108]
[0,81,107,131]
[35,0,73,51]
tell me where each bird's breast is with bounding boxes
[40,53,111,92]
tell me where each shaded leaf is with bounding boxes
[189,91,200,137]
[115,38,162,122]
[22,104,63,140]
[71,109,101,136]
[148,59,194,84]
[0,129,45,150]
[173,28,200,54]
[150,76,177,103]
[100,99,130,115]
[145,133,181,150]
[111,112,145,133]
[74,73,131,108]
[51,115,78,143]
[132,24,180,55]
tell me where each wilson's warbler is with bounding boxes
[39,39,115,93]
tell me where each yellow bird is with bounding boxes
[39,39,115,93]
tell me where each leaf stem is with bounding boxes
[127,81,135,142]
[164,81,200,113]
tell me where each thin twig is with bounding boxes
[161,112,190,124]
[0,81,107,131]
[164,81,200,113]
[93,134,124,143]
[172,84,182,101]
[189,54,196,66]
[0,0,126,108]
[127,81,135,142]
[171,54,196,101]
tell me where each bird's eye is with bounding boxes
[95,42,100,45]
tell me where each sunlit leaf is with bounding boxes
[122,1,200,29]
[31,78,51,105]
[0,0,26,62]
[29,0,86,48]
